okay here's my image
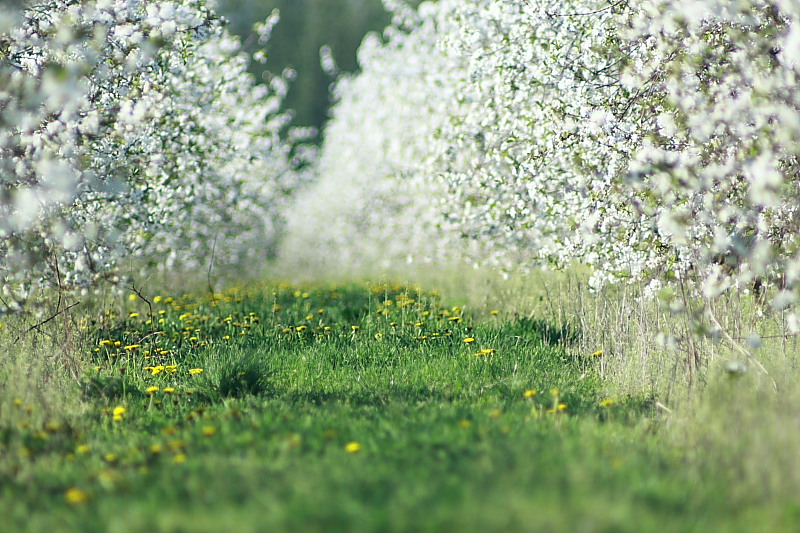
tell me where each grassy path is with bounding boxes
[0,283,791,532]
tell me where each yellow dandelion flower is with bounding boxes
[490,310,499,315]
[463,337,475,344]
[163,387,175,394]
[112,406,126,417]
[202,425,217,437]
[600,398,615,407]
[165,365,178,373]
[173,453,187,464]
[558,402,568,411]
[476,348,496,356]
[76,444,91,454]
[65,488,90,504]
[99,339,112,346]
[104,453,117,463]
[344,441,361,453]
[128,294,138,302]
[591,350,604,357]
[150,444,163,455]
[145,386,159,395]
[188,368,203,375]
[151,366,165,375]
[523,389,537,398]
[129,312,139,318]
[458,419,472,429]
[550,388,560,397]
[351,325,360,331]
[296,325,307,332]
[153,295,162,303]
[124,344,140,351]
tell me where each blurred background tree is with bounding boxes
[217,0,394,140]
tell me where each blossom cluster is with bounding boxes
[0,0,311,313]
[293,0,800,334]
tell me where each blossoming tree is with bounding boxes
[0,0,311,314]
[294,0,800,370]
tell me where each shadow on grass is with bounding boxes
[596,393,658,425]
[275,386,456,408]
[501,316,578,346]
[80,375,143,401]
[271,385,658,423]
[216,356,275,399]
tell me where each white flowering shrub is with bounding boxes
[438,0,800,331]
[302,0,800,362]
[622,0,800,323]
[0,0,311,313]
[282,0,470,273]
[434,0,648,278]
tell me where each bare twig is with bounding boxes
[655,401,672,413]
[706,309,778,391]
[207,232,218,300]
[538,0,628,17]
[129,282,157,343]
[730,333,800,341]
[13,301,81,345]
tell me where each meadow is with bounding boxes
[2,278,798,532]
[4,2,800,529]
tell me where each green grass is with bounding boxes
[0,281,797,532]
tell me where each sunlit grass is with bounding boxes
[0,279,797,532]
